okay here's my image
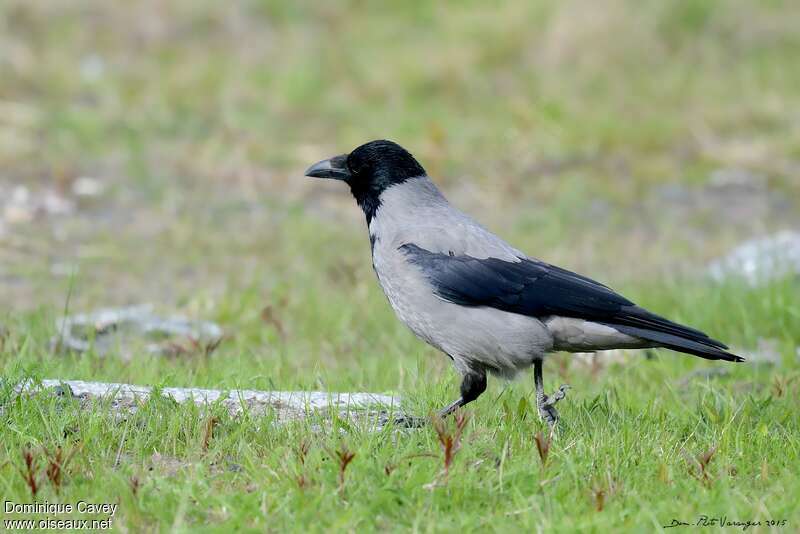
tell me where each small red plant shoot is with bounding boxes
[534,431,551,469]
[130,475,141,497]
[201,416,220,452]
[20,448,38,498]
[294,440,311,490]
[683,445,718,487]
[44,447,64,493]
[432,412,469,481]
[334,446,356,495]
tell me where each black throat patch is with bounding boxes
[350,184,384,225]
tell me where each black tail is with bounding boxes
[602,306,745,362]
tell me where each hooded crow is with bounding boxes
[305,140,744,426]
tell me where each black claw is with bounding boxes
[545,384,571,407]
[539,403,559,426]
[379,412,426,428]
[538,384,570,426]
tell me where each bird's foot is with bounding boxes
[437,398,464,419]
[378,412,427,429]
[537,384,570,427]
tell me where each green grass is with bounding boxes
[1,279,798,531]
[2,0,800,531]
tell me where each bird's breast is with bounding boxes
[371,240,436,340]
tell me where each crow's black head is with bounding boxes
[346,140,426,190]
[305,140,426,223]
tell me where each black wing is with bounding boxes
[401,244,743,362]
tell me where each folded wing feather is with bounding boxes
[400,243,743,362]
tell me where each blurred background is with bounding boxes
[1,1,798,389]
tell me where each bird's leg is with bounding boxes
[382,370,486,428]
[437,398,464,418]
[383,370,487,427]
[437,370,486,418]
[534,359,570,427]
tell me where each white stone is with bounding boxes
[15,378,405,426]
[708,231,800,285]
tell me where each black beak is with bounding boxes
[305,154,351,181]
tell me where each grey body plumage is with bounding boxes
[305,139,744,426]
[369,177,556,379]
